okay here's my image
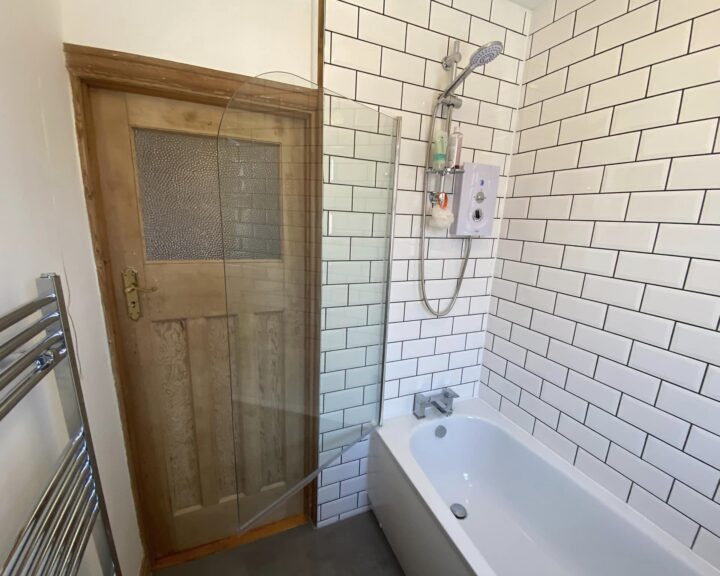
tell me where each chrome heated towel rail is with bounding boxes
[0,274,119,576]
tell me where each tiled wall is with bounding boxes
[318,0,531,524]
[479,0,720,566]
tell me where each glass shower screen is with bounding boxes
[217,73,398,533]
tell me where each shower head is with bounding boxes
[439,41,504,102]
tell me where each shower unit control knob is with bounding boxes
[450,163,499,238]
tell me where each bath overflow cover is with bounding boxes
[435,425,447,438]
[451,503,467,519]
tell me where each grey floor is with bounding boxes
[154,512,404,576]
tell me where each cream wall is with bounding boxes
[62,0,320,81]
[0,0,143,573]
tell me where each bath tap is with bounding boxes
[413,388,460,419]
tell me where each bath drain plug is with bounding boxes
[450,503,467,519]
[435,425,447,438]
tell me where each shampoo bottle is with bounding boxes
[432,130,448,171]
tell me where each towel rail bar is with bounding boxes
[0,274,119,576]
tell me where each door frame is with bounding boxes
[64,43,323,568]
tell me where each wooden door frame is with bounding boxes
[64,43,323,567]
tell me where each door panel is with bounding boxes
[89,88,312,558]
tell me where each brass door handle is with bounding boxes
[121,267,156,321]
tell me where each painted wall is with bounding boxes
[480,0,720,568]
[319,0,531,524]
[62,0,320,82]
[0,0,143,573]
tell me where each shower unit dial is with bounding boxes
[450,163,499,238]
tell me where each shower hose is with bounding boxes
[419,100,473,317]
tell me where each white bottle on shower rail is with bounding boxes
[432,130,448,171]
[447,129,463,169]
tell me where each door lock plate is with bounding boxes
[122,267,156,321]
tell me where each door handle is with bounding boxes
[121,267,157,321]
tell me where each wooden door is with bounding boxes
[89,89,312,558]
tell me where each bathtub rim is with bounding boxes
[375,397,719,576]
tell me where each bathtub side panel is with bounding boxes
[368,432,475,576]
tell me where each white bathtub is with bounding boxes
[368,398,719,576]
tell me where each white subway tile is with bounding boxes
[359,10,407,50]
[579,133,640,167]
[525,69,568,106]
[582,275,644,309]
[520,122,560,152]
[507,219,546,242]
[543,381,588,421]
[548,29,597,72]
[429,2,471,39]
[524,52,549,84]
[615,252,688,288]
[385,0,430,27]
[576,450,631,500]
[327,0,359,36]
[626,190,704,222]
[497,299,533,327]
[608,445,673,500]
[587,68,650,111]
[642,285,720,329]
[604,305,675,348]
[356,73,402,108]
[521,391,560,427]
[560,109,613,145]
[563,246,617,276]
[595,358,660,404]
[658,382,720,436]
[548,339,598,377]
[568,47,622,91]
[489,371,521,403]
[522,242,564,267]
[623,21,692,75]
[596,1,658,51]
[657,0,720,29]
[571,193,629,221]
[381,48,426,84]
[645,439,720,497]
[453,0,491,18]
[510,325,550,357]
[592,223,657,252]
[516,284,557,313]
[686,259,720,297]
[694,530,720,571]
[531,14,574,57]
[538,266,585,296]
[545,220,594,246]
[671,323,720,366]
[670,480,720,532]
[629,486,699,546]
[331,35,381,74]
[667,155,720,191]
[528,195,572,219]
[611,92,683,135]
[500,399,535,432]
[558,414,609,459]
[574,323,631,363]
[534,420,579,462]
[686,427,720,471]
[587,406,646,455]
[638,119,718,161]
[575,0,628,35]
[535,143,582,172]
[680,82,720,122]
[566,370,620,413]
[630,343,707,392]
[553,166,603,196]
[649,46,720,96]
[555,294,606,327]
[527,351,569,387]
[541,87,589,124]
[531,310,576,343]
[619,395,690,448]
[490,0,527,33]
[555,0,589,20]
